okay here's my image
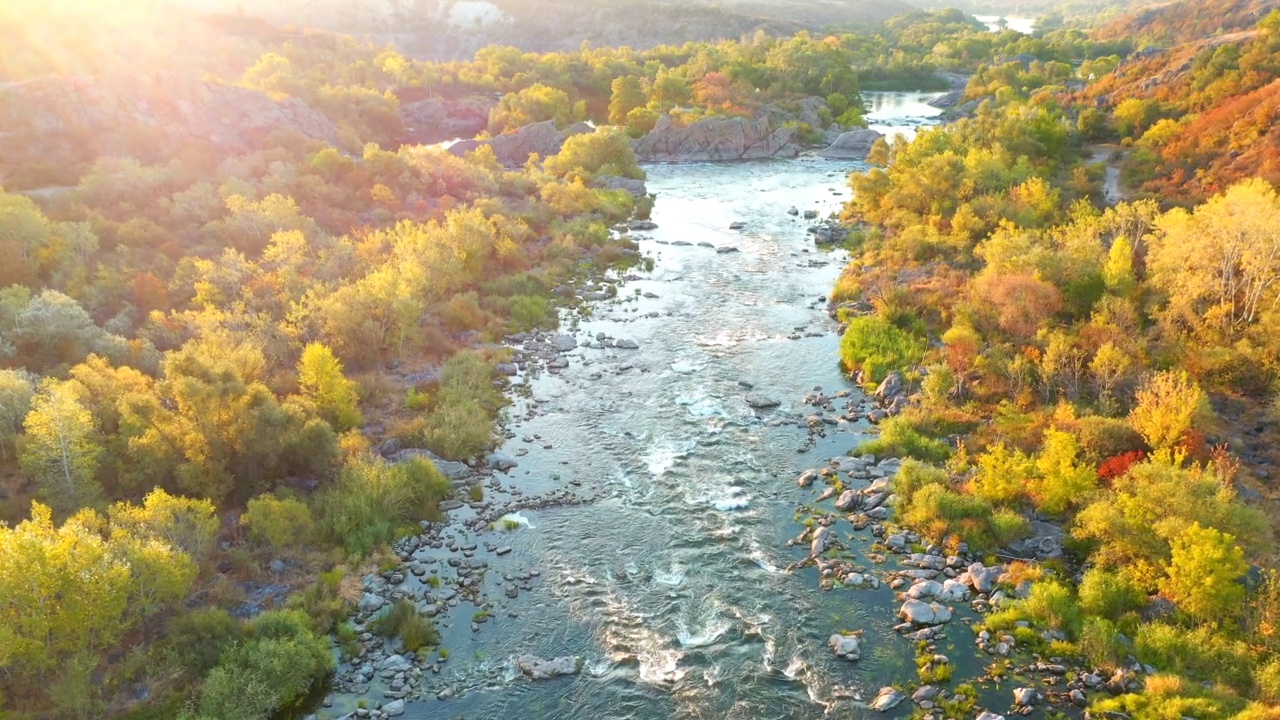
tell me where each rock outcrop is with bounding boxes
[400,95,494,143]
[449,120,593,166]
[0,75,338,175]
[632,115,800,162]
[818,128,884,159]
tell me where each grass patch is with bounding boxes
[372,600,439,653]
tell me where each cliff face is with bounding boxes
[0,75,337,187]
[631,115,800,162]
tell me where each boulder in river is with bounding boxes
[797,469,820,487]
[810,525,832,555]
[818,129,884,160]
[828,633,861,661]
[551,334,578,352]
[835,489,860,512]
[745,393,781,409]
[614,338,640,350]
[898,599,952,625]
[870,687,905,712]
[516,655,581,680]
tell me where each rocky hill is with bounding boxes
[0,74,336,189]
[1096,0,1280,43]
[172,0,912,58]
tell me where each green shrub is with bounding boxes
[424,397,493,460]
[372,599,439,653]
[634,195,655,220]
[1078,568,1146,621]
[241,494,314,550]
[901,483,995,549]
[336,620,361,658]
[405,387,431,411]
[1256,659,1280,703]
[286,568,348,633]
[318,456,451,556]
[197,610,333,720]
[420,350,505,461]
[507,294,552,332]
[1091,674,1248,720]
[986,581,1081,639]
[1075,415,1146,463]
[990,509,1031,546]
[856,417,951,463]
[891,460,949,505]
[839,316,925,385]
[165,608,242,679]
[1135,623,1256,695]
[1077,616,1130,670]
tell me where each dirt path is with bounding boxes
[1086,143,1127,206]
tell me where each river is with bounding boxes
[320,93,1003,720]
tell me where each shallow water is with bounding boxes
[325,97,1006,720]
[863,91,947,143]
[973,15,1037,35]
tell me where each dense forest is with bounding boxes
[3,0,1280,718]
[830,1,1280,718]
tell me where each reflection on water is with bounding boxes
[974,14,1037,34]
[863,90,947,142]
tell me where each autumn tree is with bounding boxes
[1149,179,1280,341]
[608,75,647,126]
[108,488,219,560]
[1162,522,1247,626]
[0,369,35,463]
[0,503,195,713]
[1128,370,1212,452]
[488,83,577,134]
[1030,428,1098,515]
[20,379,102,512]
[297,342,362,432]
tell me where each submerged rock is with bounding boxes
[516,655,581,680]
[744,393,781,409]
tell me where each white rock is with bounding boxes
[828,633,861,660]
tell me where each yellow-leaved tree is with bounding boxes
[0,501,195,714]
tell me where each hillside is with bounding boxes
[175,0,912,58]
[1096,0,1280,43]
[1080,6,1280,202]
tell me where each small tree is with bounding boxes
[298,342,362,432]
[20,379,102,512]
[1128,371,1211,451]
[1162,522,1247,626]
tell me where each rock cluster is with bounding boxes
[632,115,800,162]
